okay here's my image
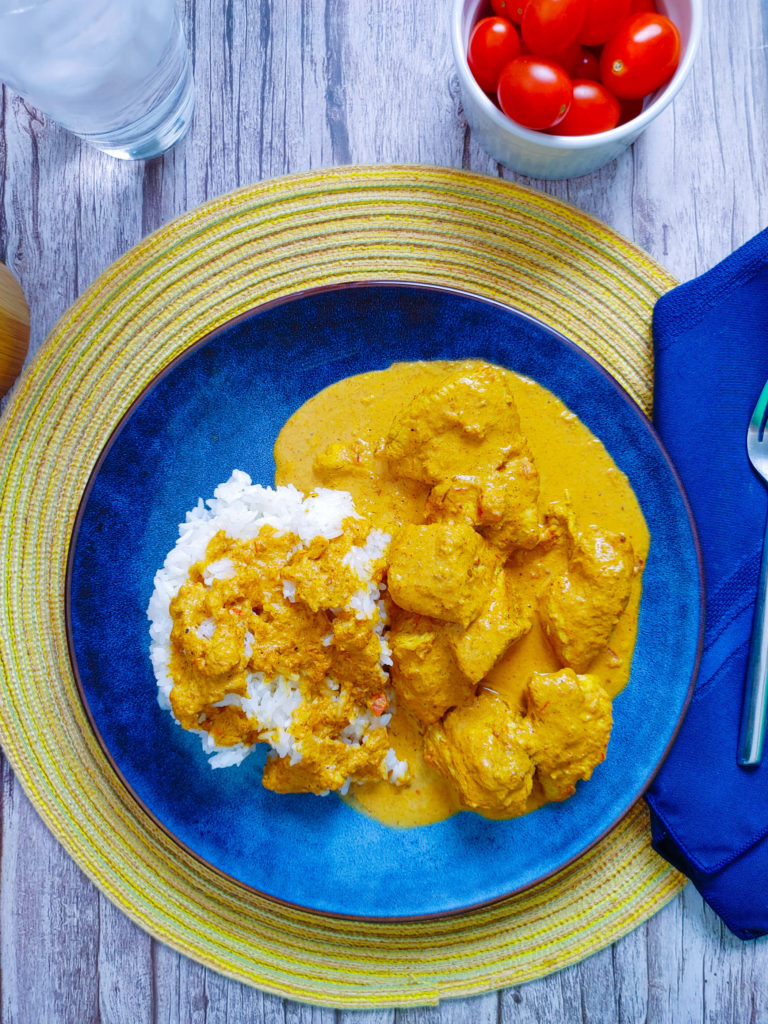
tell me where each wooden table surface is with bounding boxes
[1,0,767,1020]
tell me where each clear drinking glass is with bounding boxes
[0,0,195,159]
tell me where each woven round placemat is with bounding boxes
[0,165,683,1008]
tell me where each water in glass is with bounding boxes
[0,0,194,159]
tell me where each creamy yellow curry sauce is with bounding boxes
[166,517,399,794]
[272,360,649,828]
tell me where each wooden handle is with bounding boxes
[0,262,30,396]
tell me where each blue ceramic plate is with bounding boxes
[67,283,703,919]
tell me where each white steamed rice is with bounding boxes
[147,470,408,785]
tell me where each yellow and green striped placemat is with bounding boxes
[0,165,683,1008]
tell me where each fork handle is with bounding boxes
[738,513,768,766]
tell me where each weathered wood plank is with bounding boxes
[395,1005,443,1024]
[557,946,619,1024]
[500,973,567,1022]
[284,1002,337,1024]
[97,897,154,1024]
[645,886,704,1024]
[340,1009,395,1024]
[435,993,499,1023]
[0,762,100,1024]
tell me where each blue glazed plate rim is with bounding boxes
[65,280,704,921]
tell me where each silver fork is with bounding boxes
[739,378,768,766]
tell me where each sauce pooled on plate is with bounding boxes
[272,360,648,827]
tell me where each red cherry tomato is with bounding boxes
[521,0,586,57]
[600,13,681,98]
[573,46,600,80]
[578,0,631,46]
[497,55,573,130]
[467,17,522,94]
[550,79,620,134]
[491,0,525,23]
[618,96,645,124]
[629,0,656,11]
[548,38,583,76]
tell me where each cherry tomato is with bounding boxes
[467,17,522,94]
[572,46,600,80]
[497,56,573,130]
[617,96,645,124]
[550,79,620,134]
[491,0,525,23]
[548,39,583,76]
[521,0,586,57]
[600,13,681,98]
[629,0,656,11]
[578,0,631,46]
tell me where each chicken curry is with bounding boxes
[271,360,648,827]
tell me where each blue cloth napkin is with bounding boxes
[646,228,768,939]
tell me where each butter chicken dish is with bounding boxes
[148,360,648,828]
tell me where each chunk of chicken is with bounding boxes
[423,475,484,526]
[539,525,635,671]
[330,612,391,701]
[198,704,258,748]
[428,450,540,540]
[314,439,377,479]
[384,363,526,484]
[283,533,369,613]
[477,455,541,553]
[423,691,538,817]
[525,669,612,801]
[389,614,475,724]
[262,726,393,795]
[446,569,532,683]
[424,455,540,556]
[387,521,497,628]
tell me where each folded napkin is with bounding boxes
[646,228,768,939]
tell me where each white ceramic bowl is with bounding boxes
[451,0,702,179]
